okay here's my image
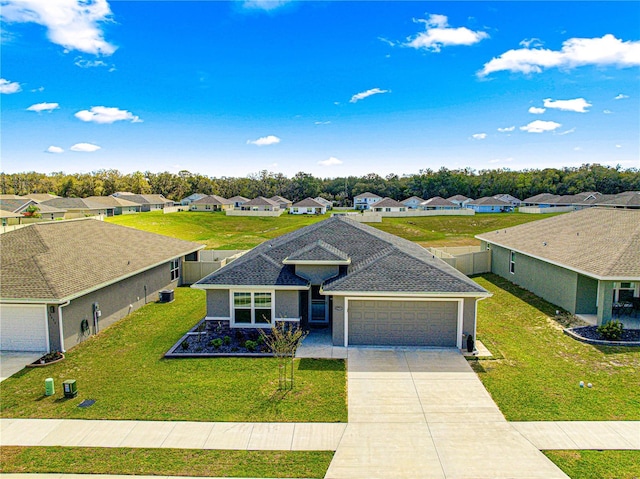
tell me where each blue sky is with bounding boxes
[1,0,639,178]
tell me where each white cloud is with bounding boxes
[405,14,489,52]
[247,135,281,146]
[574,147,582,151]
[497,126,515,132]
[1,0,117,55]
[31,86,45,92]
[27,102,60,112]
[528,107,546,114]
[471,133,487,140]
[75,106,142,124]
[74,57,110,68]
[70,142,101,152]
[519,38,543,48]
[314,121,331,125]
[603,109,612,114]
[543,98,591,113]
[0,78,21,94]
[349,88,389,103]
[616,144,622,148]
[614,94,629,100]
[489,157,514,164]
[479,34,640,77]
[242,0,291,11]
[520,120,562,133]
[557,128,576,136]
[46,145,64,154]
[318,157,343,167]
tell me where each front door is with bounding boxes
[310,285,328,325]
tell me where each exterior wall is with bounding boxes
[46,304,62,352]
[294,264,339,283]
[60,262,179,351]
[597,281,614,324]
[190,204,224,212]
[576,274,598,315]
[462,298,476,339]
[226,209,283,217]
[467,205,510,213]
[491,245,579,313]
[290,206,326,215]
[331,296,345,346]
[368,209,474,218]
[373,206,406,212]
[206,289,231,317]
[275,290,299,319]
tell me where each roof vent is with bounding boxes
[542,242,547,246]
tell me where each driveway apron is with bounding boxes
[325,348,569,479]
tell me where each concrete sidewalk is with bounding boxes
[513,421,640,450]
[0,419,346,451]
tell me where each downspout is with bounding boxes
[58,300,70,353]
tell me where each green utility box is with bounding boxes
[62,379,77,398]
[45,378,54,396]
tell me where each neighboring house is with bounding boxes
[84,196,141,215]
[447,195,472,207]
[22,193,61,202]
[0,209,23,226]
[476,208,640,325]
[420,196,458,210]
[0,219,204,353]
[522,193,560,207]
[41,197,111,218]
[193,216,490,348]
[112,193,173,211]
[466,197,513,213]
[181,193,207,206]
[291,197,326,215]
[493,194,521,208]
[241,197,280,211]
[353,192,382,210]
[314,197,333,210]
[0,198,66,221]
[270,196,293,210]
[371,197,406,212]
[402,196,425,210]
[229,196,250,208]
[190,195,233,212]
[595,191,640,209]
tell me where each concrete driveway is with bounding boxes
[326,348,569,479]
[0,352,43,382]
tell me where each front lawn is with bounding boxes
[544,450,640,479]
[0,446,333,479]
[471,274,640,421]
[0,287,347,422]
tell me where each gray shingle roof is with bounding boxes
[244,196,280,207]
[292,197,325,208]
[476,208,640,279]
[192,195,232,205]
[1,219,204,302]
[196,216,488,296]
[447,195,470,202]
[373,197,405,208]
[421,196,456,207]
[468,197,512,206]
[354,192,382,199]
[285,240,350,263]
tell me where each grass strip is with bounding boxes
[544,450,640,479]
[0,446,333,478]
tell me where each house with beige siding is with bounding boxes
[240,197,280,211]
[0,219,203,353]
[477,208,640,325]
[190,195,233,211]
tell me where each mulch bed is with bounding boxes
[565,326,640,346]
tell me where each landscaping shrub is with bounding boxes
[597,320,623,341]
[223,335,231,345]
[244,340,257,352]
[210,338,223,349]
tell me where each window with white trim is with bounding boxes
[233,291,272,326]
[509,251,515,274]
[170,259,180,281]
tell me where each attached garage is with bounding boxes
[347,299,460,347]
[0,304,48,352]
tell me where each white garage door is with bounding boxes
[348,300,458,347]
[0,304,48,352]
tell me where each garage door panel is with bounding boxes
[349,300,458,347]
[0,304,48,352]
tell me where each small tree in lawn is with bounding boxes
[260,320,307,390]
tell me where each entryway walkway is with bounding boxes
[325,348,570,479]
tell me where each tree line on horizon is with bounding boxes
[1,164,638,206]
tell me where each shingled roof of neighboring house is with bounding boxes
[41,197,106,210]
[0,219,204,302]
[421,196,456,207]
[522,193,560,204]
[354,192,382,199]
[476,208,640,279]
[196,216,488,296]
[314,197,332,207]
[243,196,280,207]
[229,195,250,203]
[402,196,425,204]
[0,198,66,214]
[84,196,141,208]
[595,192,640,208]
[292,197,324,208]
[447,194,470,202]
[468,196,512,206]
[23,193,61,201]
[112,194,171,205]
[0,209,23,219]
[373,197,405,208]
[192,195,232,206]
[270,195,292,203]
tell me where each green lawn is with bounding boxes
[0,446,333,479]
[106,210,559,250]
[106,210,329,249]
[471,274,640,421]
[544,450,640,479]
[0,287,347,423]
[372,212,563,247]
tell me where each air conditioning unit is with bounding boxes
[159,290,174,303]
